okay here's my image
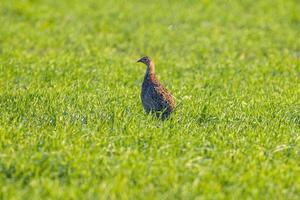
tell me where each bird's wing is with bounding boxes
[153,83,176,109]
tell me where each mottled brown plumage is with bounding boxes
[137,56,176,119]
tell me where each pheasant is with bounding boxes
[137,56,176,119]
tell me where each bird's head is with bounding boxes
[137,56,151,65]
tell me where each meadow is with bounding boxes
[0,0,300,199]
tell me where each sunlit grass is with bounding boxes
[0,0,300,199]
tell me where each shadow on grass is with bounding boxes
[195,105,219,125]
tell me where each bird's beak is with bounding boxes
[137,58,142,63]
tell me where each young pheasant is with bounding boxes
[137,56,176,119]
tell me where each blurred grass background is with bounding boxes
[0,0,300,199]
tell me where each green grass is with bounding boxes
[0,0,300,199]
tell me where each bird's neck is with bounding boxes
[144,61,156,81]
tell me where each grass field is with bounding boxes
[0,0,300,199]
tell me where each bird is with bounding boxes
[137,56,176,119]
